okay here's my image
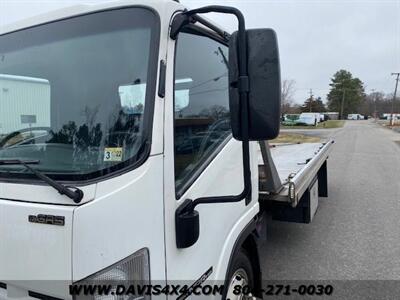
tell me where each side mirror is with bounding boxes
[229,28,281,141]
[175,199,200,248]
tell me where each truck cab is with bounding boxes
[0,1,332,299]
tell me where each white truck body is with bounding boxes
[348,113,363,120]
[297,112,320,126]
[0,1,333,299]
[383,113,400,120]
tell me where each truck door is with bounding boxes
[163,29,258,294]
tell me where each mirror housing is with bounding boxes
[175,199,200,248]
[229,28,281,141]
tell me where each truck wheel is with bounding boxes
[225,249,254,300]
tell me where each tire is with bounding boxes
[224,249,255,300]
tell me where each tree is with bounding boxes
[327,70,365,119]
[301,96,326,112]
[359,91,400,118]
[200,105,229,120]
[359,91,384,117]
[281,79,296,115]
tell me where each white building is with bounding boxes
[0,74,50,135]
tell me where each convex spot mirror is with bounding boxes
[229,28,281,141]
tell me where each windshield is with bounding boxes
[0,8,159,181]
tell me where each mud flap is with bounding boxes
[270,176,319,224]
[318,160,328,197]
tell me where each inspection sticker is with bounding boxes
[104,147,123,162]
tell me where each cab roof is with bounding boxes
[0,0,184,36]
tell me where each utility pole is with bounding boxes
[371,88,377,119]
[390,73,400,126]
[340,89,346,120]
[309,88,313,112]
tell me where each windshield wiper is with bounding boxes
[0,159,84,203]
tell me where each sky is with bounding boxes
[0,0,399,104]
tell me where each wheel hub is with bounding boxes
[226,268,254,300]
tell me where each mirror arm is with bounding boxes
[170,10,191,40]
[175,6,252,217]
[170,8,231,42]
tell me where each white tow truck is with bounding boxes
[0,1,333,299]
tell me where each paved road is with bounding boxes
[259,120,400,297]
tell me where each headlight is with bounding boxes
[73,248,150,300]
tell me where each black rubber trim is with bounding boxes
[28,291,63,300]
[158,60,167,98]
[0,282,6,289]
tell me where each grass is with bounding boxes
[270,133,321,144]
[281,120,345,130]
[316,120,345,128]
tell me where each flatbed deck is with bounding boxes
[258,140,334,206]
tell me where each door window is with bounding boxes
[174,32,231,195]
